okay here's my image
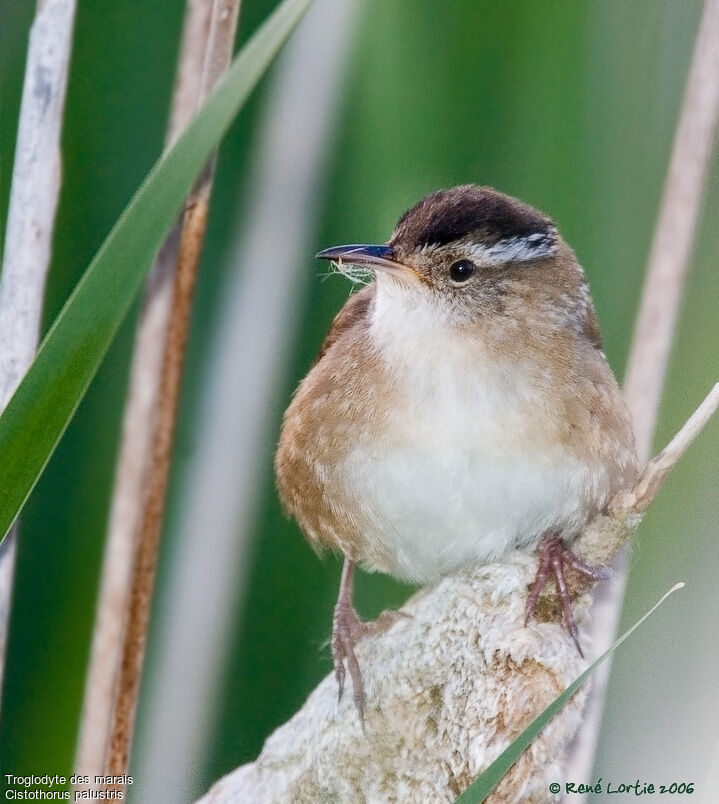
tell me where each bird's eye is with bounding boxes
[449,259,476,283]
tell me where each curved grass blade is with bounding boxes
[454,582,685,803]
[0,0,313,544]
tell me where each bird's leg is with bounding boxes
[525,535,612,657]
[331,557,407,726]
[332,558,366,722]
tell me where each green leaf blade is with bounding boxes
[0,0,313,543]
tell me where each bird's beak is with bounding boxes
[315,244,421,284]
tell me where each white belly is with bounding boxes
[339,436,607,583]
[334,279,610,583]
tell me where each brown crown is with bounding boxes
[390,185,554,251]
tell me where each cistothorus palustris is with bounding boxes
[275,185,638,721]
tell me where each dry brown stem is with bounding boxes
[568,0,719,780]
[623,0,719,464]
[89,0,242,787]
[73,0,214,784]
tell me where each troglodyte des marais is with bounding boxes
[275,185,638,720]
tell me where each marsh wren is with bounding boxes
[276,185,638,720]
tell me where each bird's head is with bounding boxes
[317,185,591,333]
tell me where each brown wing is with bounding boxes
[582,303,602,350]
[314,284,376,364]
[575,274,602,350]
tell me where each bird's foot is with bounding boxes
[524,535,611,657]
[331,600,407,727]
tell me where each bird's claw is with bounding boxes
[525,535,611,657]
[332,600,367,726]
[331,602,408,727]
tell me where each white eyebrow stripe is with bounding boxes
[467,228,557,265]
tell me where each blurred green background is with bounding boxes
[1,0,717,801]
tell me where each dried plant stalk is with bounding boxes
[567,0,719,781]
[102,0,243,784]
[73,0,214,784]
[623,0,719,464]
[63,0,243,789]
[0,0,76,699]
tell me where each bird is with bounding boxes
[275,184,638,721]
